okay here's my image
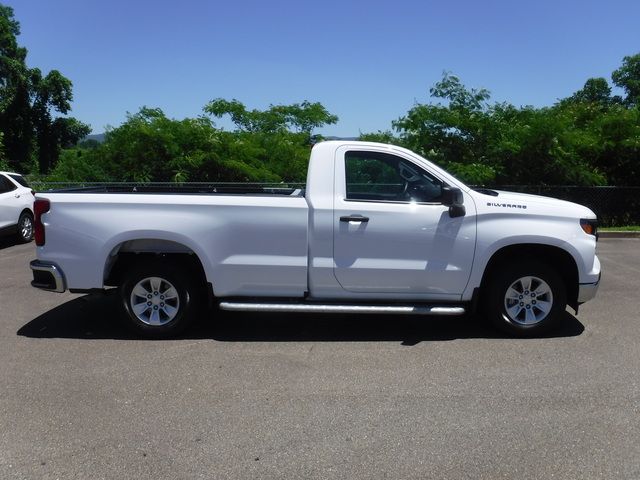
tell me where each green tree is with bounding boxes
[51,102,339,184]
[203,98,337,137]
[45,147,108,182]
[587,104,640,185]
[359,130,401,145]
[203,99,339,181]
[612,53,640,106]
[0,4,32,172]
[429,72,490,110]
[0,4,89,174]
[392,73,498,184]
[73,107,283,183]
[388,73,609,185]
[565,77,612,105]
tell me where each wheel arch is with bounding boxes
[479,243,579,311]
[103,238,212,299]
[18,208,33,221]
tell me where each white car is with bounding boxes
[0,172,35,243]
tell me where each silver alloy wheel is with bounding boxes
[20,215,33,240]
[503,275,553,325]
[130,276,180,326]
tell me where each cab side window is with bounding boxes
[345,151,443,203]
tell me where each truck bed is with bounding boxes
[35,187,310,297]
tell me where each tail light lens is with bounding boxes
[34,199,50,246]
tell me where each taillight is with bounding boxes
[34,199,50,246]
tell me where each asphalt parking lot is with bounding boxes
[0,238,639,479]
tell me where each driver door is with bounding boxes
[332,147,475,297]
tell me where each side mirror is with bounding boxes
[442,186,465,218]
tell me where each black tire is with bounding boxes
[483,261,567,337]
[17,211,34,243]
[119,260,204,339]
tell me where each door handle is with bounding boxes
[14,194,20,198]
[340,215,369,223]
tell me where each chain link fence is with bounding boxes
[30,182,639,227]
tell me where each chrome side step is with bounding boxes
[219,301,465,316]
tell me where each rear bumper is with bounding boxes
[578,272,601,303]
[30,260,66,293]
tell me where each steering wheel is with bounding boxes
[401,179,411,200]
[398,163,421,201]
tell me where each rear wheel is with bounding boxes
[17,212,34,243]
[484,261,566,337]
[119,260,203,338]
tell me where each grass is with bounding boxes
[600,226,640,231]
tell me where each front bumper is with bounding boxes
[30,260,66,293]
[578,272,601,303]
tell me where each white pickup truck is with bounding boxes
[30,141,601,338]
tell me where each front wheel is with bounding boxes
[119,260,203,338]
[484,261,567,337]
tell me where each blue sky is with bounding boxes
[5,0,640,136]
